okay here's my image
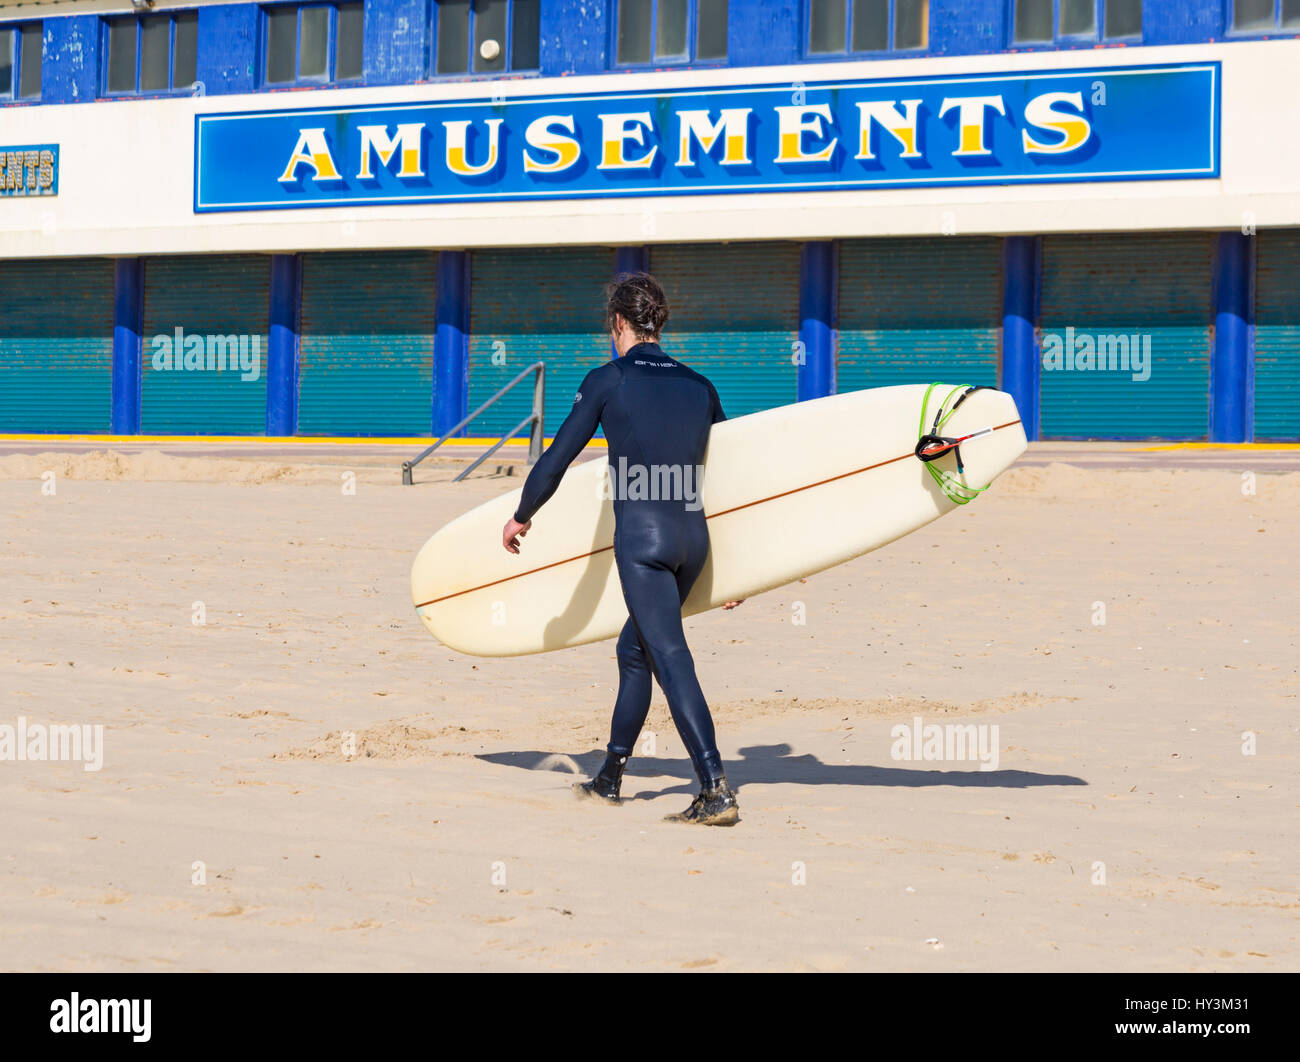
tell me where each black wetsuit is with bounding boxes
[513,342,727,785]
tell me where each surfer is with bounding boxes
[501,272,742,826]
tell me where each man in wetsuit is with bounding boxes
[500,272,742,827]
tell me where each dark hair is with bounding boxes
[605,271,669,340]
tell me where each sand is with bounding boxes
[0,443,1296,971]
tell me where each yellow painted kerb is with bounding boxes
[1133,442,1300,451]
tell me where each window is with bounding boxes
[1230,0,1300,33]
[614,0,728,65]
[104,12,197,94]
[0,21,42,101]
[1011,0,1141,45]
[263,3,364,85]
[807,0,927,54]
[434,0,540,74]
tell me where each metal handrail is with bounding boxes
[402,361,545,485]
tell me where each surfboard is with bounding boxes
[411,383,1027,656]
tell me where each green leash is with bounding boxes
[915,383,992,506]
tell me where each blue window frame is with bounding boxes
[103,12,198,96]
[1228,0,1300,34]
[432,0,540,75]
[805,0,928,56]
[262,2,364,86]
[1010,0,1142,46]
[612,0,728,67]
[0,21,43,101]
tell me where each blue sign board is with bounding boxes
[0,145,59,197]
[194,63,1218,213]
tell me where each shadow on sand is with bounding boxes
[478,743,1086,798]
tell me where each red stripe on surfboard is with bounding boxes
[415,418,1023,609]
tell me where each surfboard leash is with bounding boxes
[915,383,995,505]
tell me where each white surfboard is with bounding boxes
[411,383,1026,656]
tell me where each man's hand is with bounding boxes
[722,599,745,610]
[503,517,531,554]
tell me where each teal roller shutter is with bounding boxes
[299,250,437,436]
[649,242,800,417]
[1254,230,1300,441]
[0,258,115,433]
[141,255,270,434]
[468,247,612,437]
[837,237,1002,393]
[1040,233,1213,439]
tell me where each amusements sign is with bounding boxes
[193,63,1218,212]
[0,145,58,197]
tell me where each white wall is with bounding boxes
[2,38,1298,259]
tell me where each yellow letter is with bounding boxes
[278,128,342,183]
[356,123,426,179]
[937,96,1006,156]
[854,99,922,159]
[774,104,838,163]
[444,119,504,176]
[1022,91,1091,155]
[598,113,658,169]
[523,115,582,173]
[676,108,753,167]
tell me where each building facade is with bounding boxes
[1,0,1297,441]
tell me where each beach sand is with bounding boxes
[1,443,1296,971]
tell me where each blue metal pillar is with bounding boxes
[614,246,649,276]
[611,247,650,358]
[111,258,143,435]
[434,250,470,437]
[798,241,835,401]
[1000,235,1040,440]
[1211,232,1252,443]
[266,254,301,436]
